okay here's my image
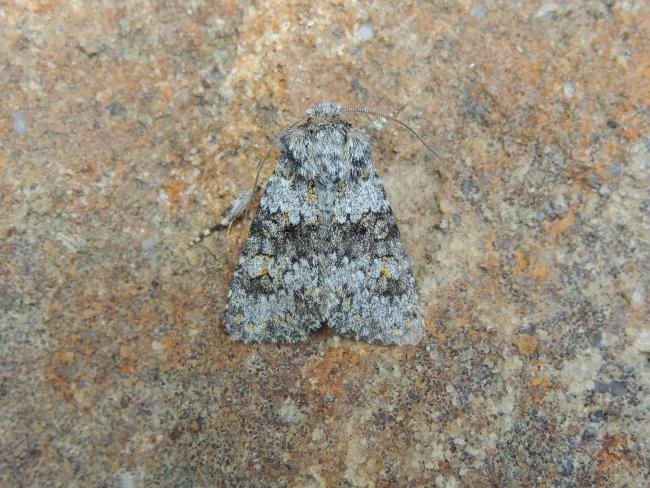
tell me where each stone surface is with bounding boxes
[1,1,648,486]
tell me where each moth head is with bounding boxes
[306,100,343,118]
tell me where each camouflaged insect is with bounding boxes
[221,101,424,345]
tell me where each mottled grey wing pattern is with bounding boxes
[223,189,323,343]
[323,172,424,345]
[224,169,423,345]
[222,100,425,345]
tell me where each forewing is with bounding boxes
[223,176,323,343]
[324,174,424,345]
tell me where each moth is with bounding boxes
[195,101,434,345]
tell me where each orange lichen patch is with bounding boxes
[485,253,500,269]
[41,240,59,258]
[162,179,188,204]
[515,249,529,271]
[550,213,574,238]
[623,124,640,141]
[597,434,629,472]
[303,345,371,399]
[160,334,186,368]
[577,163,609,190]
[514,245,551,281]
[530,264,549,281]
[528,376,552,403]
[53,350,75,364]
[46,366,74,402]
[483,240,500,269]
[549,211,575,239]
[46,346,80,400]
[511,334,538,356]
[211,342,250,371]
[118,345,138,375]
[17,0,60,12]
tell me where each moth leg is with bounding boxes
[191,186,261,245]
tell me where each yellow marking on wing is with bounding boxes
[307,181,317,205]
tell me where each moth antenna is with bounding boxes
[275,113,309,141]
[342,107,438,159]
[250,146,273,204]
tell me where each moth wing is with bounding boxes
[325,174,424,345]
[223,176,323,343]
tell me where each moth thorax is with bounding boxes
[311,130,351,182]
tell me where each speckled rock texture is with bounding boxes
[1,1,648,486]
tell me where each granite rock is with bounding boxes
[1,1,648,486]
